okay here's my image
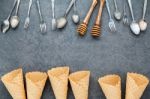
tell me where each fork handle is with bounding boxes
[95,0,105,25]
[51,0,55,18]
[106,0,112,19]
[83,0,97,24]
[27,0,32,17]
[36,0,44,22]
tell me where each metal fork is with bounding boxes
[106,0,116,32]
[36,0,47,34]
[24,0,32,29]
[123,3,129,25]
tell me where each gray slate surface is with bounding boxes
[0,0,150,98]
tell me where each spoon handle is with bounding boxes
[128,0,135,21]
[51,0,55,18]
[15,0,21,15]
[36,0,44,22]
[114,0,118,10]
[95,0,105,25]
[27,0,32,17]
[7,0,17,19]
[142,0,147,19]
[106,0,112,19]
[65,0,75,16]
[83,0,97,24]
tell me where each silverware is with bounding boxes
[123,3,129,25]
[128,0,140,35]
[24,0,32,29]
[139,0,147,31]
[36,0,47,34]
[106,0,116,32]
[1,0,17,33]
[113,0,122,21]
[51,0,57,30]
[72,0,80,24]
[57,0,75,29]
[10,0,21,29]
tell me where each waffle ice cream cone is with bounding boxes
[125,72,149,99]
[69,71,90,99]
[1,68,26,99]
[26,72,47,99]
[98,74,121,99]
[47,66,69,99]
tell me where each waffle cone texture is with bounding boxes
[47,66,69,99]
[125,72,149,99]
[1,68,26,99]
[69,71,90,99]
[98,74,121,99]
[25,72,47,99]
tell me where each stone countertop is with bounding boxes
[0,0,150,98]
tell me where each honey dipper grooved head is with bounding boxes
[91,24,101,37]
[77,23,87,36]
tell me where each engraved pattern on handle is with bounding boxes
[83,0,97,24]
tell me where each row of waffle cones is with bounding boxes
[1,66,149,99]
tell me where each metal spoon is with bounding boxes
[128,0,140,35]
[10,0,21,29]
[57,0,75,29]
[139,0,147,31]
[1,0,17,33]
[72,0,80,24]
[113,0,122,21]
[24,0,32,29]
[51,0,57,30]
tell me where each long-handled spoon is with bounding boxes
[57,0,75,29]
[91,0,105,37]
[10,0,21,29]
[24,0,32,29]
[1,0,17,33]
[77,0,98,36]
[51,0,57,30]
[72,0,80,24]
[128,0,140,35]
[113,0,122,21]
[36,0,47,34]
[139,0,147,31]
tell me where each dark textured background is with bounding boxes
[0,0,150,98]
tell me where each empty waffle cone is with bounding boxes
[47,66,69,99]
[1,68,26,99]
[91,24,101,37]
[26,72,47,99]
[125,72,149,99]
[98,74,121,99]
[69,71,90,99]
[77,23,87,36]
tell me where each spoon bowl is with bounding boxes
[1,20,10,33]
[139,19,147,31]
[72,14,80,24]
[57,17,67,29]
[114,11,122,21]
[10,16,19,28]
[130,22,140,35]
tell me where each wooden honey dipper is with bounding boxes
[77,0,98,36]
[91,0,105,37]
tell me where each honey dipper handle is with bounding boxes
[95,0,105,25]
[83,0,98,24]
